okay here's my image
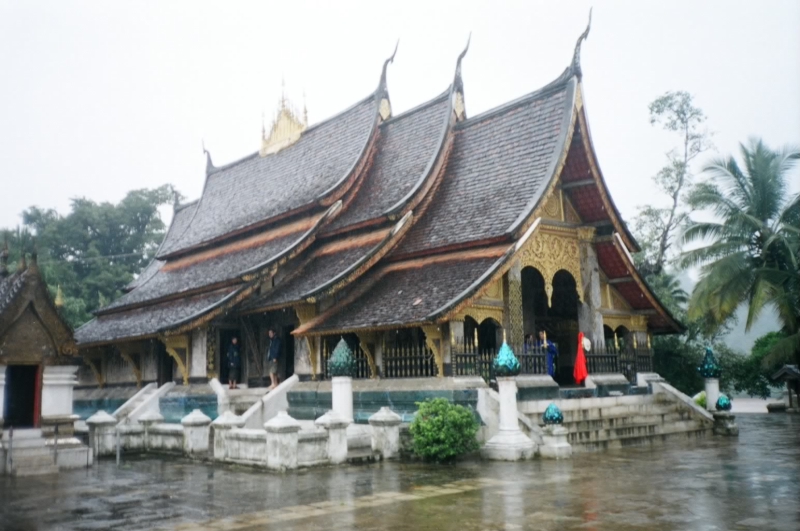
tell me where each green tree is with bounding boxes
[634,91,712,276]
[2,185,181,327]
[682,138,800,367]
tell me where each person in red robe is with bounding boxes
[574,332,589,385]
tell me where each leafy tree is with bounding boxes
[726,331,785,399]
[634,91,711,276]
[682,139,800,367]
[409,398,479,462]
[2,185,181,327]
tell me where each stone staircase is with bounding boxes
[228,388,272,416]
[112,383,158,423]
[1,429,59,476]
[519,392,714,453]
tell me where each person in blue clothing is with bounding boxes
[226,337,242,390]
[536,330,558,377]
[267,328,281,390]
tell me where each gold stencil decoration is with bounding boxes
[379,98,392,121]
[454,92,466,121]
[564,196,582,223]
[542,191,563,220]
[260,84,308,156]
[517,230,582,306]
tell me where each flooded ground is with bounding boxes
[2,414,798,531]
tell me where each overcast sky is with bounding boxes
[1,0,798,232]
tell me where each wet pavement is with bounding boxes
[2,414,798,531]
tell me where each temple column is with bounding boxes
[294,304,318,380]
[577,228,604,346]
[503,262,524,348]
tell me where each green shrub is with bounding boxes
[694,391,706,409]
[409,398,479,462]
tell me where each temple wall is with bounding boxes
[77,364,96,386]
[141,347,157,382]
[191,328,207,378]
[104,351,135,385]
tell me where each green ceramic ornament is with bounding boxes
[492,341,521,377]
[543,403,564,425]
[328,338,356,377]
[716,394,732,411]
[697,347,722,379]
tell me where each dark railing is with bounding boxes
[452,341,552,382]
[321,341,371,380]
[587,344,654,383]
[383,344,438,378]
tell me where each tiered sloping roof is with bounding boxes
[76,25,683,347]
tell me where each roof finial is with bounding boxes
[202,139,215,175]
[379,39,399,90]
[281,76,287,108]
[454,32,471,88]
[571,8,592,79]
[18,253,27,272]
[55,285,64,308]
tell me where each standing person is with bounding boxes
[226,337,242,390]
[536,330,558,377]
[267,328,281,390]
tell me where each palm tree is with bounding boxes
[682,138,800,366]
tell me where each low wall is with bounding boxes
[288,377,486,423]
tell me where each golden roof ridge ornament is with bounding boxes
[571,8,592,79]
[260,79,308,157]
[452,33,471,121]
[378,40,399,122]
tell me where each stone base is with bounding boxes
[481,429,536,461]
[539,425,572,459]
[712,412,739,436]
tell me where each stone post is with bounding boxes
[369,407,402,459]
[481,343,535,461]
[328,338,356,422]
[41,366,79,417]
[315,410,351,464]
[86,410,118,457]
[181,409,212,455]
[211,411,245,461]
[0,365,5,428]
[264,411,301,471]
[698,347,722,412]
[138,410,164,452]
[712,394,738,436]
[539,403,572,459]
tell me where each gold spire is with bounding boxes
[55,285,64,308]
[260,80,307,156]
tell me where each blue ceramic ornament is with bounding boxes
[697,347,722,379]
[492,341,521,377]
[328,338,356,377]
[543,403,564,425]
[715,394,732,411]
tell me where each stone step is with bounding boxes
[1,437,47,450]
[12,463,59,477]
[559,411,693,432]
[567,419,709,445]
[10,452,57,469]
[2,428,44,441]
[571,426,713,453]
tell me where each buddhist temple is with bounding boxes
[74,19,682,403]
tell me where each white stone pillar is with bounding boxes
[138,410,164,452]
[0,365,6,428]
[41,365,79,418]
[181,409,212,455]
[369,407,402,459]
[540,425,573,459]
[315,410,350,464]
[86,410,118,457]
[331,376,353,423]
[265,411,301,471]
[211,411,245,461]
[481,377,535,460]
[705,378,719,412]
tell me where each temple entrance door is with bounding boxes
[282,325,295,381]
[156,341,173,387]
[218,329,243,385]
[550,271,580,386]
[4,365,40,428]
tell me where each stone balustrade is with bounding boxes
[86,406,404,470]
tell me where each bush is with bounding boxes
[409,398,479,462]
[694,391,706,409]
